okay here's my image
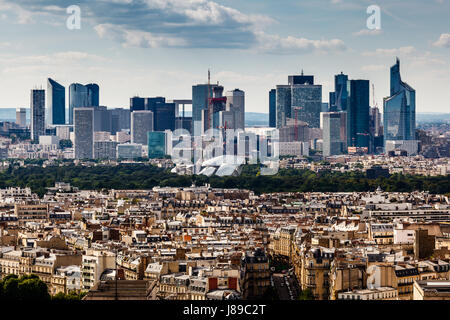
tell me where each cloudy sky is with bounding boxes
[0,0,449,113]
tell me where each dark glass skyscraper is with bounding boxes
[145,97,166,110]
[288,74,314,85]
[69,83,88,125]
[31,89,45,142]
[192,83,217,135]
[86,83,100,107]
[347,79,370,148]
[275,72,322,129]
[149,100,176,132]
[330,72,348,111]
[269,89,276,128]
[383,58,416,142]
[47,78,65,125]
[93,106,111,132]
[110,108,131,134]
[130,97,145,112]
[69,83,99,125]
[291,83,322,128]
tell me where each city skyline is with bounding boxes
[0,0,448,114]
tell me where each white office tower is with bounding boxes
[94,141,118,159]
[237,131,258,161]
[39,135,59,145]
[30,89,45,142]
[16,108,27,127]
[322,112,347,157]
[131,111,154,145]
[94,131,111,142]
[226,89,245,130]
[74,108,94,159]
[165,129,173,157]
[279,141,310,157]
[56,126,71,140]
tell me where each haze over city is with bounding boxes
[0,0,449,113]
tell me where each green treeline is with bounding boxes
[0,164,449,197]
[0,274,85,300]
[0,274,50,300]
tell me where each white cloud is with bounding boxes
[94,24,187,48]
[1,0,344,54]
[0,51,107,74]
[255,32,346,54]
[353,29,383,36]
[363,46,416,57]
[433,33,450,48]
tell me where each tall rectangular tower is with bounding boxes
[69,83,88,125]
[226,89,245,130]
[16,108,27,127]
[131,111,154,145]
[275,72,321,129]
[30,89,45,142]
[269,89,276,128]
[322,111,347,157]
[192,83,217,135]
[74,107,94,159]
[347,79,370,149]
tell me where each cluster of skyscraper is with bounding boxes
[25,59,416,162]
[192,82,245,136]
[269,59,418,156]
[27,74,246,161]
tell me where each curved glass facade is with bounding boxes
[383,59,416,142]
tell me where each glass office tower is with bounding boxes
[291,84,322,128]
[275,72,321,129]
[384,58,416,142]
[148,101,175,132]
[275,85,291,128]
[86,83,100,107]
[334,73,349,111]
[130,97,145,112]
[192,84,217,135]
[226,89,245,131]
[69,83,88,125]
[47,78,65,125]
[269,89,276,128]
[347,79,370,148]
[148,131,166,159]
[31,89,45,142]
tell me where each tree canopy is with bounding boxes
[0,274,50,300]
[0,163,448,197]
